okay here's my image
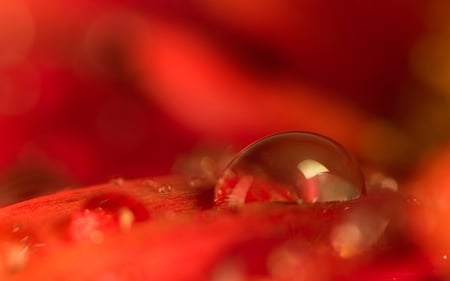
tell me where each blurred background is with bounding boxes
[1,0,450,205]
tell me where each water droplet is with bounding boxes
[68,192,149,242]
[215,132,364,207]
[158,184,172,193]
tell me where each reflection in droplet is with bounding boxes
[297,159,329,178]
[215,132,364,207]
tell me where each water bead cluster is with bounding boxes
[1,131,373,277]
[67,131,366,246]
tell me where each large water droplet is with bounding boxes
[215,132,364,207]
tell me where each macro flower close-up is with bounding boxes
[1,0,450,280]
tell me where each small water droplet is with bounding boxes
[158,184,172,193]
[215,132,365,207]
[68,192,149,242]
